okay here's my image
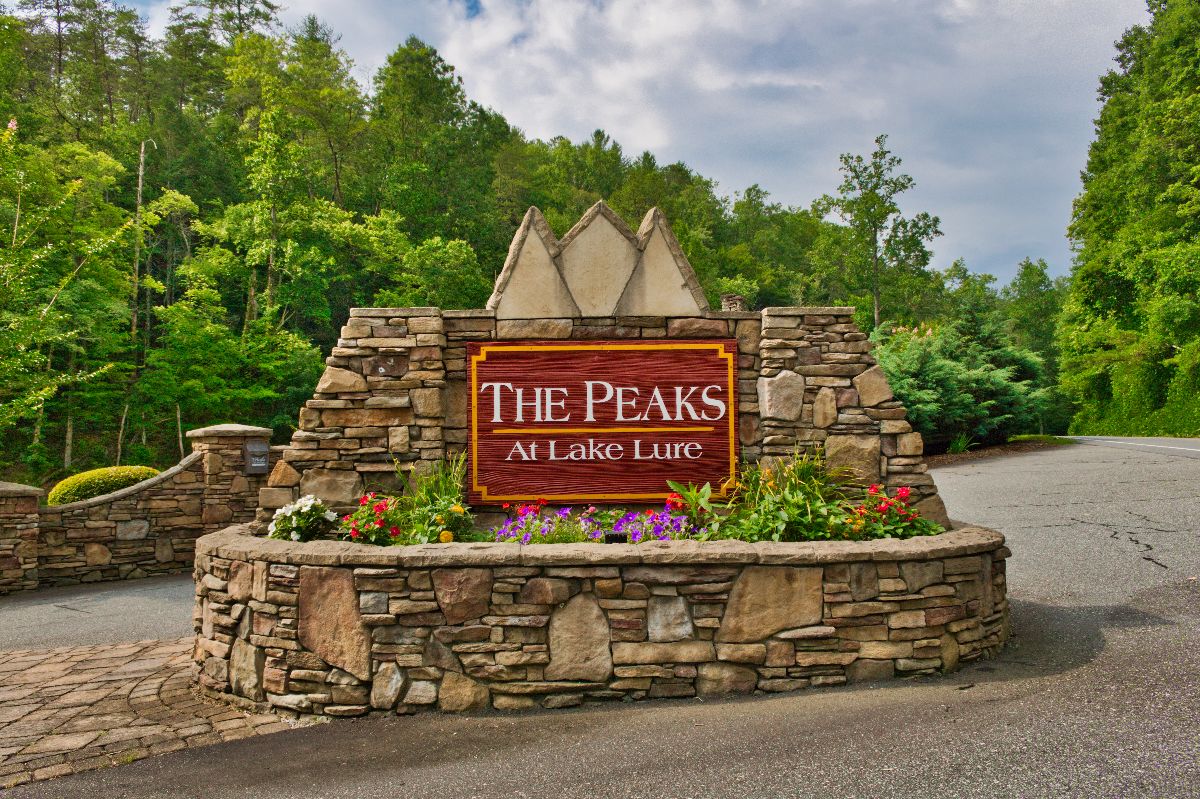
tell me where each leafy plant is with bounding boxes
[946,432,976,454]
[339,454,473,545]
[669,451,940,543]
[267,494,338,542]
[47,466,160,505]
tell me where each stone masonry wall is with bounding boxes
[0,425,271,594]
[261,306,948,525]
[259,201,949,525]
[0,483,43,593]
[194,525,1009,716]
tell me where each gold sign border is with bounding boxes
[469,341,738,503]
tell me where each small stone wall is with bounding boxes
[0,425,271,594]
[193,525,1009,716]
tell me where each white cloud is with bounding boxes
[135,0,1149,279]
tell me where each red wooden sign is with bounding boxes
[468,340,738,504]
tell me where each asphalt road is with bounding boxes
[7,437,1200,798]
[0,573,194,650]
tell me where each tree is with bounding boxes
[819,134,941,329]
[1061,0,1200,435]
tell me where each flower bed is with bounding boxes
[194,521,1010,718]
[267,453,942,548]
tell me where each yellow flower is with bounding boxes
[435,514,445,524]
[451,504,464,514]
[439,530,454,543]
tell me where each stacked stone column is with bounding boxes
[0,483,42,594]
[260,309,448,515]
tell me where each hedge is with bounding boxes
[47,466,161,506]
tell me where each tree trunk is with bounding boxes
[871,242,881,330]
[64,411,73,470]
[131,139,146,339]
[244,269,258,333]
[116,401,128,466]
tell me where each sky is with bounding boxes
[138,0,1151,281]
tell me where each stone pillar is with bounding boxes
[185,424,274,531]
[0,482,43,594]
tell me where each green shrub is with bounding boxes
[47,465,160,505]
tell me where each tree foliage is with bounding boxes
[1062,0,1200,435]
[0,1,1073,485]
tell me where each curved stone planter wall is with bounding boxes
[0,425,271,594]
[194,525,1010,716]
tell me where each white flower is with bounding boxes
[290,531,300,541]
[324,510,337,521]
[268,521,277,533]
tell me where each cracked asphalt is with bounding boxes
[6,437,1200,799]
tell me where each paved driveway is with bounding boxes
[5,439,1200,798]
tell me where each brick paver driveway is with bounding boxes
[0,638,290,788]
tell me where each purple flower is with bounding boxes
[556,507,571,519]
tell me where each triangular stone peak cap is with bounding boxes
[616,207,709,316]
[488,201,710,319]
[488,207,581,320]
[557,201,640,317]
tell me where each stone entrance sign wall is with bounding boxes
[193,524,1010,716]
[260,202,949,524]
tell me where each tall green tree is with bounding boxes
[818,134,942,329]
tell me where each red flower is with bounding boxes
[389,526,400,537]
[877,502,889,513]
[350,530,360,539]
[502,503,511,510]
[868,484,881,495]
[896,486,911,501]
[536,498,547,506]
[644,509,655,516]
[376,518,385,527]
[359,495,370,506]
[665,492,684,511]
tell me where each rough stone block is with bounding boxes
[545,593,612,681]
[298,566,372,681]
[717,566,822,642]
[757,371,806,421]
[316,367,368,394]
[824,434,881,484]
[852,365,893,407]
[696,662,757,695]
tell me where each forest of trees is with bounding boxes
[0,0,1122,487]
[1060,0,1200,436]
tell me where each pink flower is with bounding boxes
[6,119,16,131]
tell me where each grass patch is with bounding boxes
[1007,434,1076,446]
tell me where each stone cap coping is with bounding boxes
[349,306,852,321]
[186,424,274,439]
[0,481,44,498]
[40,451,201,513]
[443,309,496,318]
[761,306,856,316]
[350,308,440,318]
[198,523,1005,569]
